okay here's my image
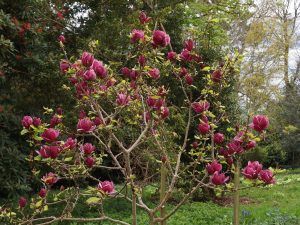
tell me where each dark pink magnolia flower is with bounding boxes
[37,145,60,159]
[64,138,77,150]
[85,156,95,168]
[76,81,91,97]
[139,11,151,24]
[58,35,65,43]
[250,115,269,132]
[227,141,244,155]
[154,98,165,110]
[50,115,62,128]
[93,117,103,126]
[42,172,58,185]
[56,107,63,115]
[80,143,96,155]
[92,60,107,79]
[79,110,86,119]
[146,96,157,108]
[77,118,95,133]
[193,54,202,63]
[19,197,27,208]
[184,39,194,51]
[226,157,233,166]
[211,69,222,82]
[192,141,199,149]
[242,161,263,179]
[99,85,108,92]
[160,107,170,119]
[206,160,222,175]
[131,29,145,43]
[138,55,146,67]
[211,171,229,185]
[60,60,70,74]
[32,117,42,127]
[185,74,193,85]
[178,67,188,77]
[245,140,256,150]
[83,68,97,81]
[41,128,59,142]
[214,133,225,144]
[116,93,130,106]
[81,52,94,67]
[22,116,33,128]
[180,49,193,61]
[191,100,210,114]
[121,67,131,77]
[259,169,276,184]
[98,181,115,194]
[198,122,210,134]
[149,68,160,79]
[69,76,78,84]
[152,30,170,47]
[167,51,177,61]
[39,188,47,198]
[219,147,230,158]
[234,131,245,143]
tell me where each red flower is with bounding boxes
[198,122,210,134]
[185,74,193,85]
[58,35,65,43]
[81,52,94,67]
[191,100,210,114]
[130,29,144,43]
[21,116,33,128]
[184,39,194,51]
[39,188,47,198]
[64,138,77,150]
[83,69,97,81]
[160,107,170,119]
[152,30,170,47]
[33,117,42,127]
[227,141,244,154]
[139,11,151,24]
[138,55,147,67]
[19,197,27,208]
[41,128,59,142]
[211,69,222,82]
[206,160,222,175]
[98,181,115,194]
[77,118,95,133]
[211,171,229,185]
[116,93,130,106]
[37,146,60,159]
[92,60,107,79]
[242,161,263,179]
[213,133,225,144]
[80,143,96,155]
[42,172,58,185]
[85,156,95,168]
[259,169,276,184]
[60,60,70,74]
[245,140,256,150]
[167,51,177,61]
[250,115,269,132]
[149,68,160,79]
[50,115,62,128]
[180,49,193,61]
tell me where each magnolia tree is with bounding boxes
[1,12,274,225]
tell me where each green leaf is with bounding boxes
[86,197,101,205]
[21,129,28,135]
[64,157,73,162]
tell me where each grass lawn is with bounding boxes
[42,168,300,225]
[5,169,299,225]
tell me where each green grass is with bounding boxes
[5,169,300,224]
[52,169,300,225]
